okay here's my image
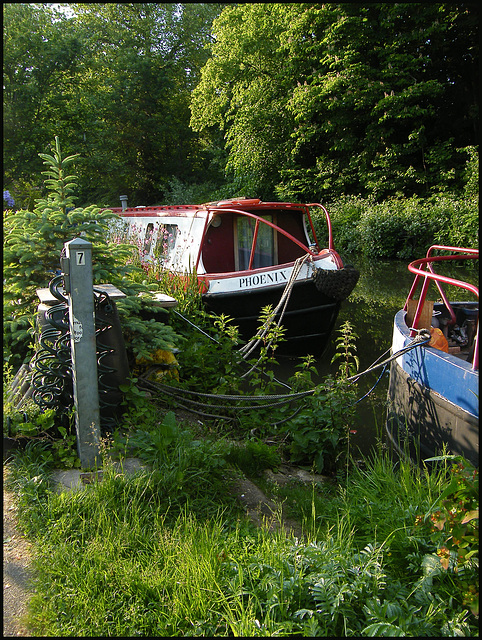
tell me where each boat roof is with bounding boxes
[106,198,309,218]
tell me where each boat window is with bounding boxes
[154,224,178,264]
[144,223,155,254]
[236,215,275,270]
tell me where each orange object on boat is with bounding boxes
[429,326,449,352]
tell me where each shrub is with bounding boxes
[366,198,438,259]
[162,176,221,205]
[319,195,368,254]
[318,156,478,260]
[431,193,479,250]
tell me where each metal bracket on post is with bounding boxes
[63,238,101,469]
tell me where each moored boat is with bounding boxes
[386,245,479,465]
[107,197,359,355]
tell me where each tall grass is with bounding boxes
[5,442,478,637]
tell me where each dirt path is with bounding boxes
[3,475,35,637]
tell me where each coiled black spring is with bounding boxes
[30,274,129,435]
[31,274,73,422]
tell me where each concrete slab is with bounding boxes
[264,464,329,487]
[51,457,150,494]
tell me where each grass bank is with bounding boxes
[5,435,478,637]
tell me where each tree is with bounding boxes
[190,4,294,199]
[190,3,479,201]
[3,3,225,207]
[3,3,83,202]
[59,2,226,204]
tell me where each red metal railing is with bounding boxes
[306,203,334,251]
[404,245,479,369]
[197,206,324,271]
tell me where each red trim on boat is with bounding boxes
[404,245,479,369]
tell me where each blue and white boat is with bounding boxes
[386,245,478,466]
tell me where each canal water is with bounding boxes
[275,254,479,458]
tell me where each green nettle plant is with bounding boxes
[3,136,181,369]
[281,322,358,475]
[331,320,360,379]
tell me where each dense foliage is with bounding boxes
[3,2,226,207]
[4,3,478,208]
[317,157,478,259]
[191,3,478,202]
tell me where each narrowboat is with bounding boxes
[386,245,479,466]
[107,197,359,355]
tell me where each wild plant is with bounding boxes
[239,304,287,388]
[6,427,479,637]
[280,322,358,474]
[3,189,15,209]
[414,455,479,615]
[154,266,205,318]
[4,399,56,439]
[288,354,318,393]
[331,319,360,378]
[4,382,80,469]
[224,440,281,477]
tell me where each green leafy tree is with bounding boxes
[191,3,478,201]
[3,3,83,205]
[190,4,294,199]
[4,3,225,206]
[69,2,227,204]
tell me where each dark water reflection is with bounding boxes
[275,254,479,458]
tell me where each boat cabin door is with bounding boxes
[235,214,277,270]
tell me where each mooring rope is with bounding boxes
[139,377,303,421]
[139,378,312,402]
[173,309,221,344]
[345,328,431,383]
[239,253,313,366]
[137,331,432,421]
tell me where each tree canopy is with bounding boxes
[191,3,478,201]
[3,2,225,206]
[3,3,479,206]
